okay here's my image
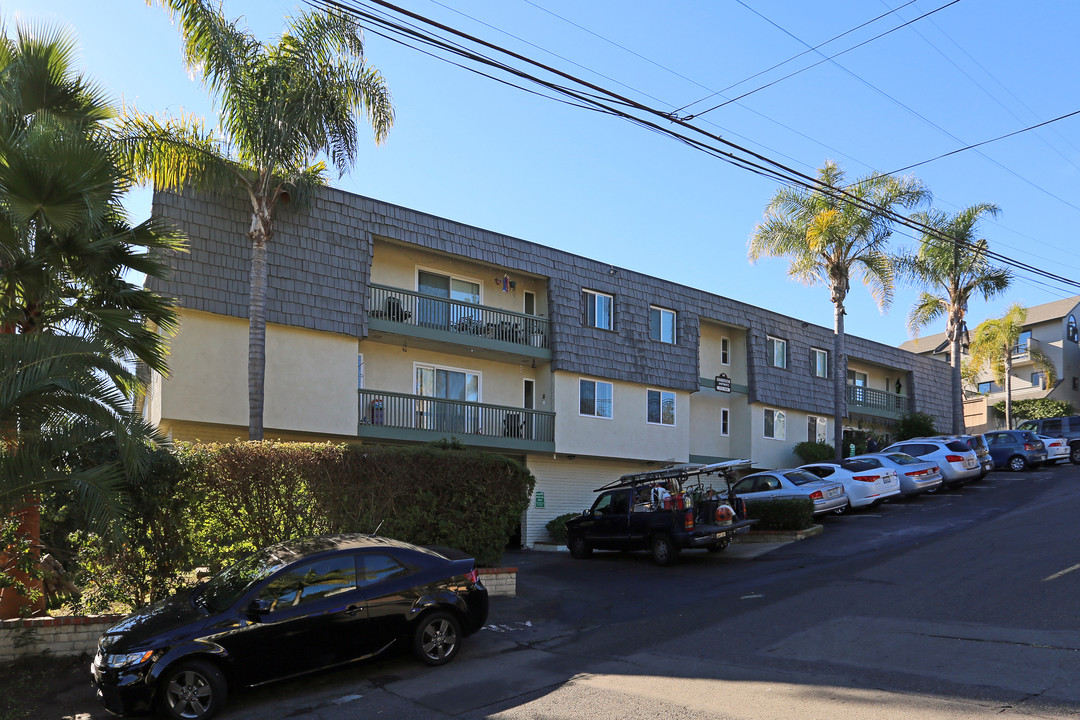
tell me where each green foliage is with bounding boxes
[744,498,814,531]
[545,513,580,544]
[993,398,1074,421]
[793,441,835,463]
[895,412,938,440]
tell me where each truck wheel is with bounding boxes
[1008,455,1028,472]
[650,533,679,566]
[1071,444,1080,465]
[568,533,591,559]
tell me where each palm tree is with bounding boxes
[898,204,1011,434]
[749,160,928,460]
[122,0,394,440]
[968,303,1056,430]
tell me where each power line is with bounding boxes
[311,0,1080,293]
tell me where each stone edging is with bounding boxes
[736,524,823,543]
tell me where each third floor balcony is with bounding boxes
[367,283,551,362]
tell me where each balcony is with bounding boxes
[846,385,910,419]
[1010,337,1040,363]
[367,284,551,361]
[359,389,555,453]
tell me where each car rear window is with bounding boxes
[782,469,822,486]
[945,441,971,452]
[839,460,875,471]
[1020,431,1040,442]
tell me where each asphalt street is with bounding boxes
[71,462,1080,719]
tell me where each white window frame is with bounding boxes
[720,407,730,436]
[358,353,364,389]
[579,378,613,419]
[582,289,613,330]
[649,306,677,344]
[811,348,829,378]
[415,266,484,305]
[646,389,676,426]
[767,336,787,369]
[807,415,828,443]
[720,337,730,366]
[764,408,786,440]
[413,361,483,400]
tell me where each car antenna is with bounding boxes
[371,521,383,536]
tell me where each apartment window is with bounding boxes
[807,415,828,443]
[649,306,676,344]
[767,336,787,369]
[847,369,868,386]
[1015,330,1031,354]
[579,379,613,418]
[811,348,829,378]
[764,408,786,440]
[977,380,1001,394]
[720,337,730,365]
[1069,315,1078,343]
[720,408,730,436]
[524,291,536,316]
[647,389,676,426]
[582,290,613,330]
[1032,372,1046,389]
[358,354,364,389]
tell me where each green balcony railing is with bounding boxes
[359,389,555,444]
[369,284,550,349]
[846,385,910,416]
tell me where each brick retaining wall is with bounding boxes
[1,568,517,660]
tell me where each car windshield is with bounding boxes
[782,470,821,486]
[199,548,288,613]
[1017,422,1036,432]
[883,453,922,465]
[839,460,875,471]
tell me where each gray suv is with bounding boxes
[1015,416,1080,464]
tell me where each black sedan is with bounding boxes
[91,534,488,719]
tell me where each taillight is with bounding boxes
[809,490,823,500]
[945,454,963,462]
[1024,443,1035,451]
[465,569,479,584]
[905,469,926,477]
[684,509,694,530]
[852,475,878,482]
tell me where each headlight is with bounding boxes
[102,649,156,669]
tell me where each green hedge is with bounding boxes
[545,512,580,544]
[744,497,814,531]
[47,441,534,611]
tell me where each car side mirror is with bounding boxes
[247,598,273,617]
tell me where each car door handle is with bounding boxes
[345,604,363,616]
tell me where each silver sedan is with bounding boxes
[733,468,849,515]
[849,452,943,496]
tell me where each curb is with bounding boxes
[736,524,823,543]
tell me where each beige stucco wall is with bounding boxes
[370,240,548,317]
[551,372,690,462]
[847,360,907,395]
[160,310,359,436]
[747,404,834,469]
[699,322,747,386]
[358,340,551,410]
[688,391,735,460]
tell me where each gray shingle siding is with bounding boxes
[150,186,952,429]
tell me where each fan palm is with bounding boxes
[122,0,394,440]
[749,161,928,460]
[898,204,1011,434]
[968,304,1055,430]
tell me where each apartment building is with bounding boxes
[145,187,953,547]
[900,296,1080,432]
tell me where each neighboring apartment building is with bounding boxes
[145,187,953,547]
[899,296,1080,432]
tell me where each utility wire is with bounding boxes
[312,0,1080,292]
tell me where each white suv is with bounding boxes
[881,439,981,487]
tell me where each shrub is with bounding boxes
[743,498,814,531]
[895,412,937,441]
[545,513,580,544]
[994,398,1074,421]
[793,441,835,463]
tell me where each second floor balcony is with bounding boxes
[368,284,551,361]
[846,385,910,419]
[359,389,555,453]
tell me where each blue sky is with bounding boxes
[19,0,1080,347]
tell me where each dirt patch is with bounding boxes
[0,654,105,719]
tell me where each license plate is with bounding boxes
[963,458,976,468]
[827,488,840,498]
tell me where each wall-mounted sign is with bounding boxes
[535,491,545,508]
[714,373,731,393]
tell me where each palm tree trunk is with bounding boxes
[833,301,847,462]
[948,320,965,435]
[248,217,269,442]
[1003,350,1013,430]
